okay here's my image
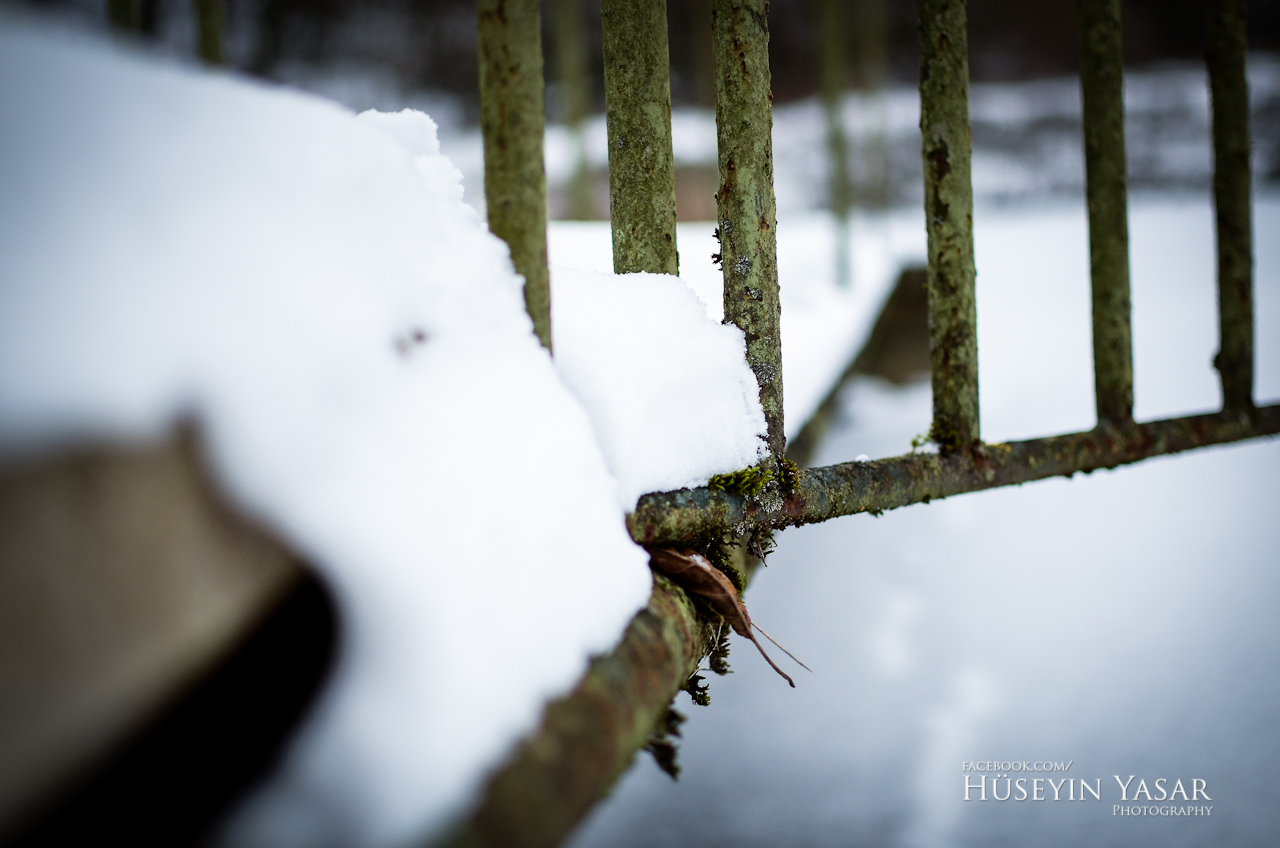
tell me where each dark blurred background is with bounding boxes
[23,0,1280,122]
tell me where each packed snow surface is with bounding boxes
[0,18,766,847]
[551,268,766,506]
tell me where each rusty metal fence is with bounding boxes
[479,0,1276,548]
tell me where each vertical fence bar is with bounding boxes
[602,0,680,275]
[1078,0,1134,425]
[1207,0,1255,412]
[918,0,979,453]
[711,0,784,464]
[478,0,553,351]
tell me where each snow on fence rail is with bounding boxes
[454,0,1279,845]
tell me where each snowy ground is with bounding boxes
[567,193,1280,848]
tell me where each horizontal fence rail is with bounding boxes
[628,406,1280,546]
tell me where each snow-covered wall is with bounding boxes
[0,15,765,847]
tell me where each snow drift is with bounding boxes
[0,16,765,847]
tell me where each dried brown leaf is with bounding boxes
[648,548,800,687]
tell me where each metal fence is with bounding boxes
[480,0,1275,547]
[451,1,1277,844]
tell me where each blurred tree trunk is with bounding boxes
[108,0,159,36]
[194,0,226,66]
[248,0,283,76]
[853,0,890,210]
[689,0,716,109]
[817,0,852,287]
[552,0,595,219]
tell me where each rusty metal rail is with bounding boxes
[628,406,1280,546]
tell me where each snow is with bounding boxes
[0,17,765,848]
[294,33,1280,848]
[548,213,924,441]
[551,268,766,507]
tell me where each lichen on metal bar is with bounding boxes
[478,0,553,350]
[1078,0,1135,424]
[601,0,679,275]
[917,0,980,452]
[711,0,784,464]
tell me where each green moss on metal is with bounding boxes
[707,463,772,499]
[628,406,1280,545]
